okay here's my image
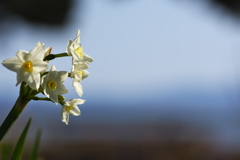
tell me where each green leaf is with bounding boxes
[30,128,42,160]
[0,142,12,160]
[11,117,32,160]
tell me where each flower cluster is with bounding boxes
[1,30,93,125]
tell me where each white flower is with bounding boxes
[2,42,49,90]
[66,30,93,64]
[70,63,89,97]
[41,65,68,104]
[61,99,85,125]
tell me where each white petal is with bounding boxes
[24,72,35,88]
[71,52,81,62]
[43,85,50,98]
[76,30,81,38]
[32,60,49,73]
[30,42,45,60]
[69,99,85,105]
[82,70,89,80]
[44,47,52,57]
[29,42,42,53]
[16,68,26,86]
[57,71,68,82]
[61,111,69,125]
[74,73,82,81]
[50,65,57,72]
[23,53,32,61]
[72,52,93,64]
[16,50,28,63]
[49,90,59,104]
[75,63,89,70]
[72,31,81,49]
[27,73,40,90]
[41,75,47,88]
[83,53,93,63]
[55,83,68,95]
[69,105,80,116]
[47,66,58,79]
[73,79,83,97]
[66,40,73,56]
[76,30,81,44]
[2,57,22,72]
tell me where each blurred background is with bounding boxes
[1,0,240,159]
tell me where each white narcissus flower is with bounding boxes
[66,30,93,64]
[42,65,68,104]
[61,99,85,125]
[70,63,89,97]
[1,42,49,90]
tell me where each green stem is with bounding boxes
[54,53,69,58]
[0,95,30,142]
[32,97,52,102]
[44,53,69,61]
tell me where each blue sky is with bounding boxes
[2,0,240,147]
[1,0,240,108]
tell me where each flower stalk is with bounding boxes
[32,97,53,102]
[43,53,69,61]
[0,84,30,142]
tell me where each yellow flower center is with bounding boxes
[23,61,33,72]
[78,71,82,78]
[47,81,57,90]
[65,105,73,112]
[74,47,83,59]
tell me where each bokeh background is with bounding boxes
[1,0,240,159]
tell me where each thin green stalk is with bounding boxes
[54,53,69,58]
[0,95,30,142]
[32,97,52,102]
[0,81,41,142]
[43,53,69,61]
